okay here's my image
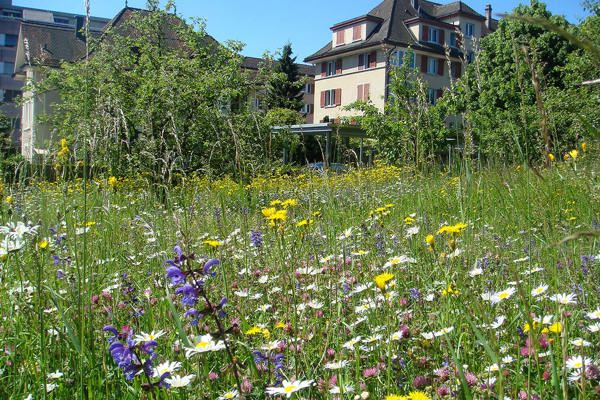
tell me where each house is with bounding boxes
[304,0,497,124]
[13,6,317,161]
[0,0,109,149]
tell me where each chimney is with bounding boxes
[75,16,86,40]
[485,4,492,30]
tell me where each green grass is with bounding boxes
[0,155,598,400]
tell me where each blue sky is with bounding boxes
[15,0,591,62]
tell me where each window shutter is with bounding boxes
[321,63,327,78]
[436,89,443,99]
[320,91,326,108]
[439,29,445,44]
[336,59,342,75]
[437,59,444,76]
[420,55,428,73]
[335,89,342,106]
[369,51,377,68]
[364,83,370,100]
[336,30,345,45]
[452,62,462,78]
[358,54,365,70]
[357,84,364,101]
[422,25,429,41]
[353,25,361,41]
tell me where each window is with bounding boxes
[325,90,336,107]
[2,10,22,18]
[0,62,14,75]
[427,88,436,105]
[449,32,457,48]
[427,58,437,74]
[357,84,370,101]
[465,23,475,38]
[0,34,18,48]
[391,50,415,68]
[0,89,20,102]
[327,61,337,76]
[301,104,313,115]
[429,27,439,44]
[358,51,377,70]
[302,83,312,94]
[54,17,71,25]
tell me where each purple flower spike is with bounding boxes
[166,266,186,286]
[203,258,220,274]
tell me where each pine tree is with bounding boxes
[266,44,305,111]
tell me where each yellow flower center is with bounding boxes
[284,385,297,393]
[196,341,209,348]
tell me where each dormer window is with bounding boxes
[422,25,444,45]
[429,27,439,44]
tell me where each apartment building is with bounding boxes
[304,0,497,124]
[0,0,109,149]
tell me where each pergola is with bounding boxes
[271,123,368,166]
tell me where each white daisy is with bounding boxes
[218,389,239,399]
[134,330,165,344]
[586,309,600,320]
[570,338,591,347]
[165,374,195,388]
[566,355,592,370]
[266,379,313,398]
[468,266,483,277]
[184,334,226,357]
[153,361,181,377]
[490,287,516,304]
[549,293,577,305]
[531,284,548,297]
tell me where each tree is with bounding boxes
[457,1,579,162]
[266,44,305,111]
[0,110,13,158]
[39,5,278,181]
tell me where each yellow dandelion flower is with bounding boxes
[203,239,222,248]
[581,142,587,152]
[245,326,263,336]
[569,149,579,159]
[296,219,313,228]
[281,198,298,208]
[37,240,49,250]
[408,391,431,400]
[4,195,13,205]
[425,234,435,246]
[547,153,555,162]
[385,396,408,400]
[374,272,394,291]
[548,322,562,334]
[107,176,118,187]
[404,216,416,225]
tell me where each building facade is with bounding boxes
[304,0,496,124]
[0,0,109,151]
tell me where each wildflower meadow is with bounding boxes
[0,149,599,400]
